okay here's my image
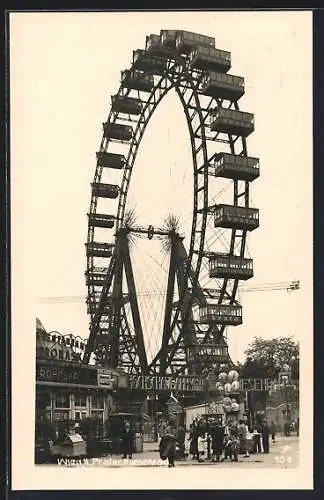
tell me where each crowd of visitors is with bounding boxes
[158,416,278,466]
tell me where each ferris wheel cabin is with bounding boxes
[86,293,129,315]
[209,253,254,280]
[133,49,167,74]
[214,204,259,231]
[111,95,143,115]
[189,46,231,73]
[96,152,126,170]
[175,31,215,54]
[86,242,114,258]
[87,297,112,315]
[121,70,154,92]
[199,304,243,326]
[91,183,119,199]
[146,34,169,56]
[201,72,244,100]
[85,268,110,286]
[187,343,229,363]
[103,122,133,142]
[213,153,260,181]
[88,213,115,229]
[209,108,255,137]
[160,30,178,48]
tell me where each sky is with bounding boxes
[10,11,313,364]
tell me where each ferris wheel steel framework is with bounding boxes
[83,31,257,377]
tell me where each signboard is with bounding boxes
[129,375,205,392]
[97,375,114,389]
[36,362,98,386]
[97,368,117,389]
[36,341,82,362]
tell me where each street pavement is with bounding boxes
[52,435,299,468]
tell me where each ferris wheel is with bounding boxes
[83,30,260,377]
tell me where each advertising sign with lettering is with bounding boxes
[36,362,98,386]
[97,368,117,389]
[129,375,206,392]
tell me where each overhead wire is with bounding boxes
[37,280,300,304]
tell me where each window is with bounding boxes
[74,411,88,420]
[53,410,70,421]
[92,395,104,410]
[54,393,70,409]
[74,394,87,407]
[91,410,104,421]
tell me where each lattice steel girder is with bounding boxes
[122,231,149,373]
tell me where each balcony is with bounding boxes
[201,71,244,100]
[111,95,142,115]
[209,108,254,137]
[86,242,114,258]
[96,152,126,170]
[133,49,167,74]
[121,70,154,92]
[199,304,242,325]
[214,204,259,231]
[103,122,133,141]
[189,47,231,73]
[88,213,115,229]
[176,31,215,54]
[91,183,119,199]
[209,253,253,280]
[214,152,260,181]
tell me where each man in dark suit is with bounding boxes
[261,421,270,454]
[121,421,134,459]
[177,425,186,459]
[210,420,224,462]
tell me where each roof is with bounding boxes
[36,317,47,332]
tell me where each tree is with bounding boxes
[241,336,299,380]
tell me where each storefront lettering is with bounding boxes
[38,367,79,383]
[36,364,98,386]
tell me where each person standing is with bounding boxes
[238,420,250,457]
[121,421,134,459]
[211,420,224,462]
[160,422,177,467]
[189,422,198,460]
[176,425,186,459]
[252,428,262,453]
[197,431,207,462]
[270,421,277,443]
[261,421,270,454]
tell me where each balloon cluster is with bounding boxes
[222,396,240,413]
[215,370,241,412]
